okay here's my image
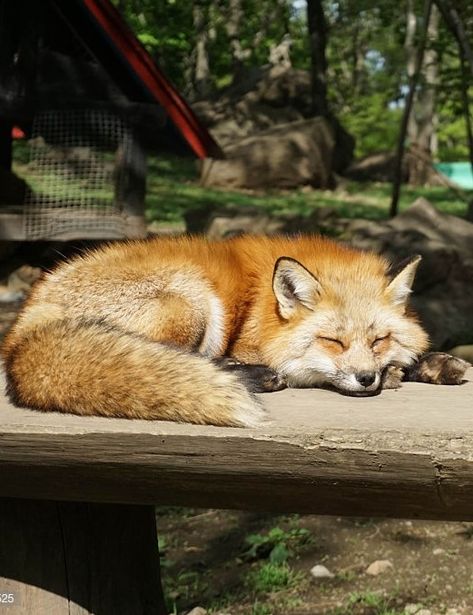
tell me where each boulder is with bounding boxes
[345,147,460,187]
[192,66,313,146]
[185,202,338,238]
[193,65,355,188]
[345,151,405,183]
[199,117,336,190]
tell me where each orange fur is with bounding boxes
[2,235,429,425]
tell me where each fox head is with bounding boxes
[263,253,429,396]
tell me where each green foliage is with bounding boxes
[113,0,293,94]
[163,569,209,613]
[339,94,402,158]
[326,1,407,109]
[437,96,473,161]
[111,0,193,92]
[251,602,273,615]
[112,0,472,162]
[331,591,404,615]
[245,562,303,594]
[348,591,387,608]
[242,526,312,564]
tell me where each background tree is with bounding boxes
[406,2,440,185]
[193,1,212,99]
[306,0,328,115]
[112,0,471,171]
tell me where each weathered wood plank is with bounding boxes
[0,499,167,615]
[0,370,472,520]
[0,211,146,240]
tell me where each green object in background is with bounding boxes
[434,162,473,189]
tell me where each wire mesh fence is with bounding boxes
[22,108,135,240]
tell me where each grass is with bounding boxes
[158,514,312,614]
[331,590,404,615]
[12,140,117,205]
[144,154,471,227]
[163,569,209,614]
[245,562,304,594]
[12,140,471,230]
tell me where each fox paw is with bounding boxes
[405,352,470,385]
[218,361,287,393]
[381,364,404,389]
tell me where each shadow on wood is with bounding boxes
[0,499,167,615]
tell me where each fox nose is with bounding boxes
[356,371,376,388]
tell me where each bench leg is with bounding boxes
[0,498,167,615]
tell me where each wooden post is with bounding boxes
[0,120,13,171]
[0,499,168,615]
[114,133,147,238]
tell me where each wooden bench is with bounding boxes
[1,369,472,614]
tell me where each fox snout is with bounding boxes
[355,371,377,388]
[332,369,382,397]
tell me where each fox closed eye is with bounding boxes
[371,334,390,349]
[317,336,345,350]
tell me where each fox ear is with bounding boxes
[386,255,421,306]
[272,257,322,319]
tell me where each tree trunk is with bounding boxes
[390,0,433,216]
[351,27,364,95]
[407,3,440,185]
[225,0,249,83]
[193,1,212,99]
[459,48,473,179]
[405,0,418,140]
[306,0,329,116]
[434,0,473,78]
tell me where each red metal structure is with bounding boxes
[0,0,222,240]
[0,0,221,167]
[52,0,222,159]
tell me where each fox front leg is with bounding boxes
[215,358,287,393]
[381,364,405,389]
[381,353,470,391]
[403,352,470,385]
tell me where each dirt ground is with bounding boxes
[1,291,472,615]
[157,508,473,615]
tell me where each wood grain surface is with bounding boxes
[1,369,473,520]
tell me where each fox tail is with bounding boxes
[3,319,264,427]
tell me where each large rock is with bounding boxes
[345,151,405,183]
[193,65,355,187]
[346,198,473,350]
[185,202,338,238]
[193,66,313,146]
[345,148,457,187]
[199,117,336,190]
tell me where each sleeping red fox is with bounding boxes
[2,235,468,426]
